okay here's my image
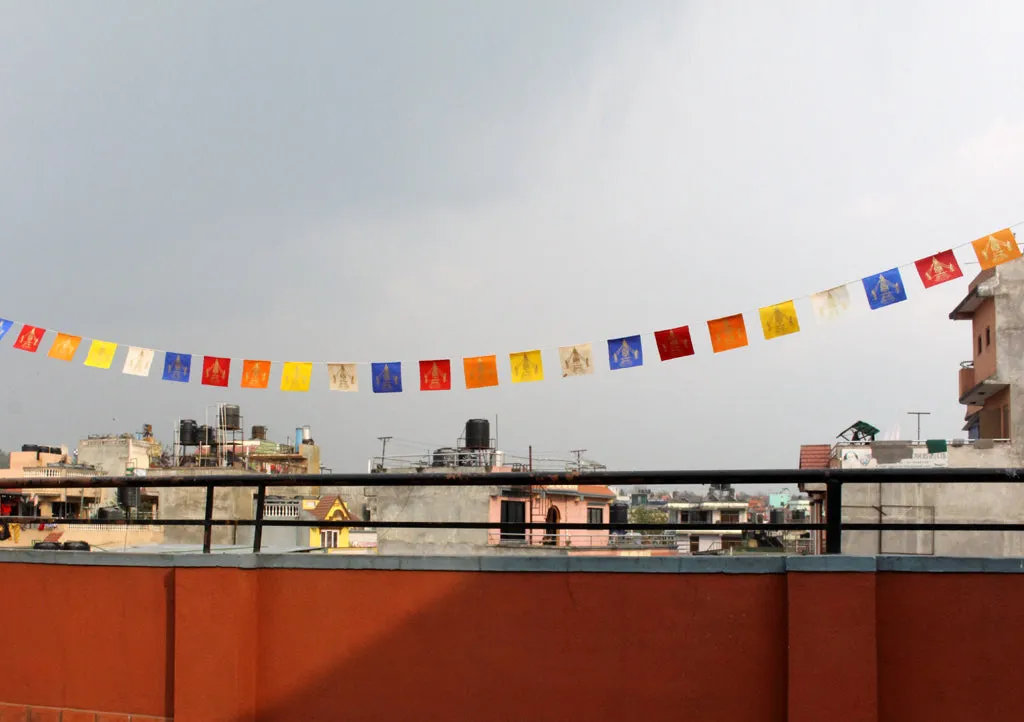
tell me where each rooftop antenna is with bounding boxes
[376,436,392,469]
[907,411,931,441]
[570,449,586,472]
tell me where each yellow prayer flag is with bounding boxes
[759,301,801,340]
[509,350,544,383]
[280,362,313,392]
[83,340,118,369]
[972,228,1021,270]
[47,333,82,361]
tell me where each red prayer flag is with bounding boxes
[13,325,45,353]
[654,325,694,361]
[202,356,231,387]
[915,250,963,288]
[420,359,452,391]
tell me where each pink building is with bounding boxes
[488,484,615,548]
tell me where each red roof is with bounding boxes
[577,485,615,498]
[799,444,831,469]
[309,496,355,522]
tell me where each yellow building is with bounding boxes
[303,496,358,552]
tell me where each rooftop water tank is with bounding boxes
[465,419,490,450]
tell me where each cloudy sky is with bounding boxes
[0,1,1022,477]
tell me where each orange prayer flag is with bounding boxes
[47,333,82,361]
[241,360,271,389]
[707,314,749,353]
[463,355,499,389]
[972,228,1021,270]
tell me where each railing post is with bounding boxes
[825,480,842,554]
[202,485,214,554]
[252,483,266,553]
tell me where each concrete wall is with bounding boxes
[77,437,157,506]
[370,484,496,555]
[5,553,1024,721]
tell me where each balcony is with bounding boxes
[958,360,1008,405]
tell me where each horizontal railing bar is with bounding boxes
[0,467,1022,490]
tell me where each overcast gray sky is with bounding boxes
[1,1,1022,476]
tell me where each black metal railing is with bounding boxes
[1,467,1022,554]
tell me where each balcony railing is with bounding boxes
[0,467,1023,554]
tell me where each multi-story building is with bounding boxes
[664,500,749,553]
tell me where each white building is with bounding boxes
[665,501,749,554]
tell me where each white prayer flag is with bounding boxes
[558,343,594,377]
[122,347,155,377]
[327,363,359,392]
[810,284,852,323]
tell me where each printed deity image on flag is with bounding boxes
[14,325,45,353]
[162,352,192,383]
[280,362,313,392]
[608,336,643,370]
[654,325,694,361]
[327,363,358,392]
[372,362,402,393]
[558,344,593,377]
[83,340,117,369]
[915,250,962,288]
[707,314,749,353]
[419,360,451,391]
[862,268,907,310]
[123,347,155,377]
[759,301,800,340]
[0,319,12,343]
[242,360,271,389]
[810,285,851,323]
[510,350,544,383]
[202,356,231,387]
[972,228,1020,270]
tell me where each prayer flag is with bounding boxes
[607,335,643,370]
[202,356,231,387]
[972,228,1020,270]
[654,325,694,361]
[47,333,81,361]
[915,250,963,288]
[707,314,749,353]
[327,363,358,392]
[162,352,192,383]
[419,360,451,391]
[759,301,800,340]
[0,319,12,343]
[510,350,544,383]
[371,362,402,393]
[280,362,313,392]
[123,347,155,377]
[810,284,851,323]
[241,360,270,389]
[83,340,117,369]
[559,344,594,377]
[14,325,45,353]
[862,268,907,310]
[463,355,499,389]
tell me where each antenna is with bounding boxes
[906,411,931,441]
[570,449,586,472]
[376,436,392,469]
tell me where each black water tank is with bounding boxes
[769,509,786,525]
[20,444,38,453]
[432,448,457,467]
[465,419,490,449]
[251,425,267,440]
[610,502,629,533]
[62,541,90,552]
[197,425,215,445]
[119,486,141,510]
[32,541,60,550]
[222,405,241,430]
[98,506,125,520]
[179,420,197,446]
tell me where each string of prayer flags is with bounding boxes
[759,301,800,340]
[915,250,963,288]
[123,347,155,377]
[419,360,451,391]
[863,268,907,310]
[559,344,594,377]
[510,350,544,383]
[608,335,643,370]
[464,355,499,389]
[48,333,81,361]
[327,363,358,392]
[810,285,851,323]
[281,362,313,392]
[14,325,44,353]
[241,360,270,389]
[371,362,402,393]
[202,356,231,387]
[0,319,12,343]
[162,353,192,383]
[83,340,117,369]
[707,314,748,353]
[972,228,1020,270]
[654,325,694,361]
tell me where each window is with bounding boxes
[320,530,339,548]
[587,507,604,525]
[500,500,526,541]
[720,511,740,524]
[978,335,983,354]
[689,535,700,553]
[986,327,992,347]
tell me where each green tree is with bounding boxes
[629,506,668,538]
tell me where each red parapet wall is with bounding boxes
[0,555,1022,722]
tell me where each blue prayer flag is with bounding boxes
[162,352,192,383]
[0,319,12,343]
[862,268,908,310]
[371,362,403,393]
[607,335,643,370]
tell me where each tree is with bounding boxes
[629,506,668,538]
